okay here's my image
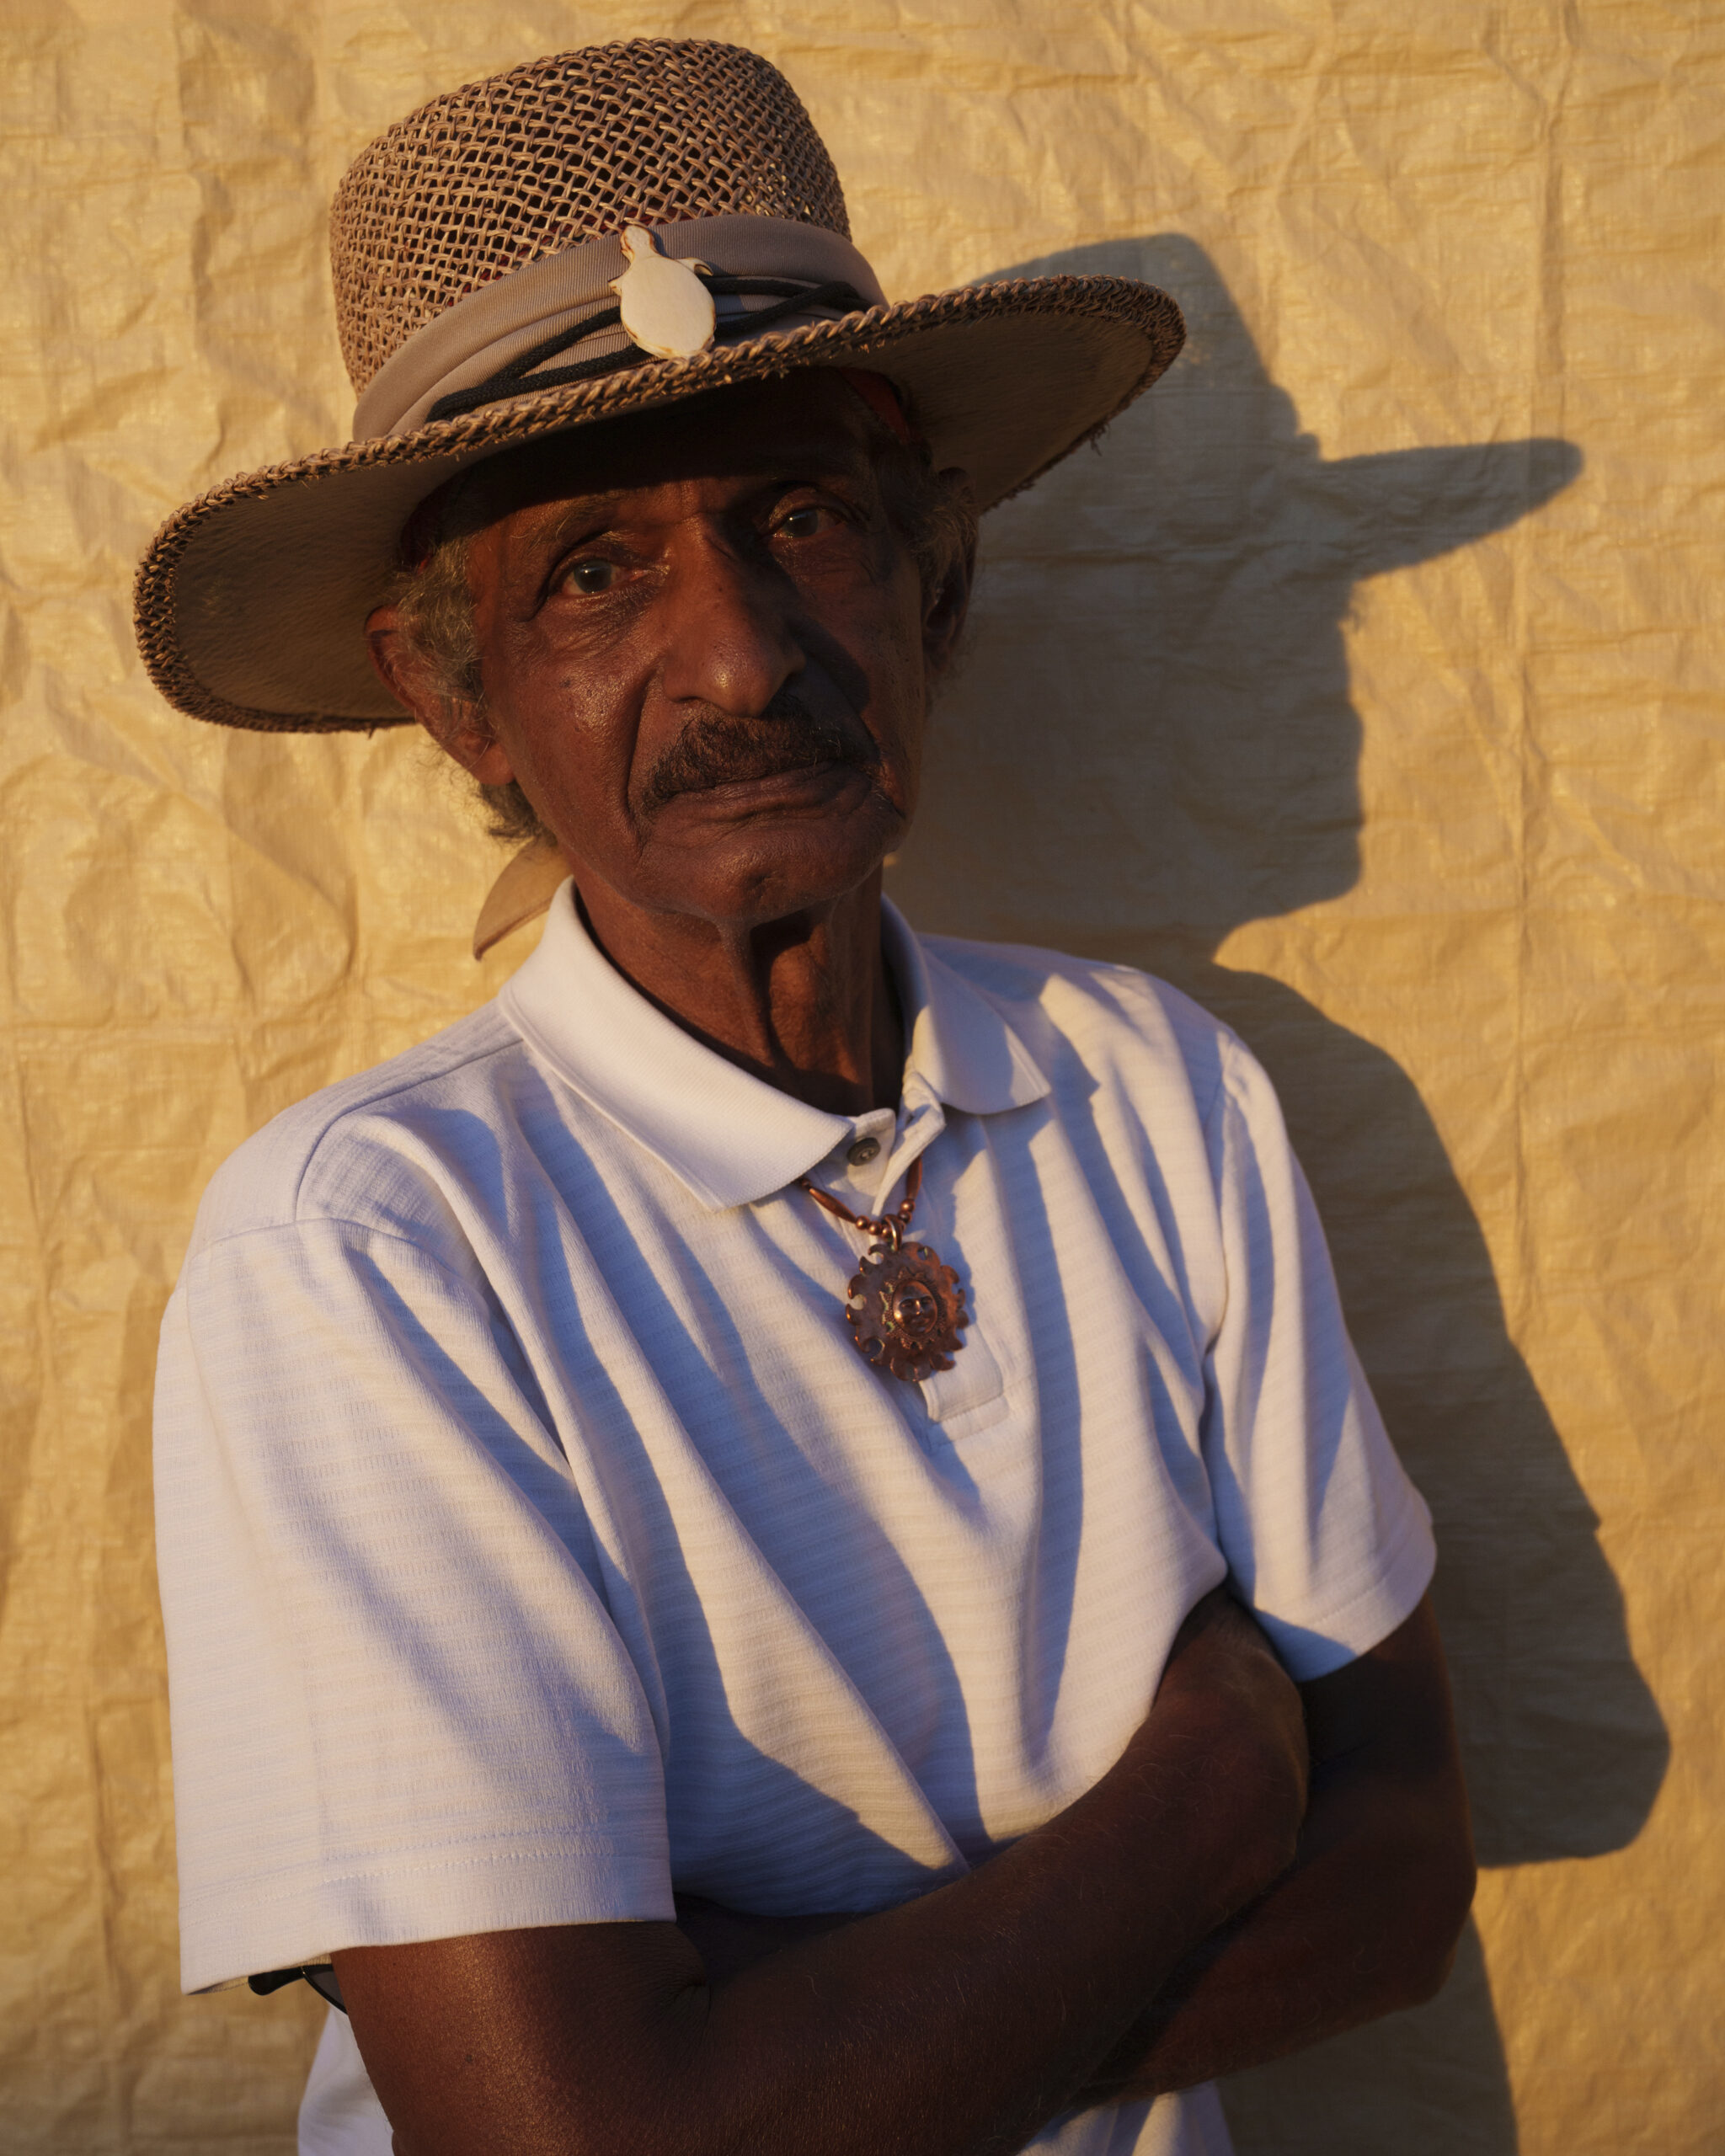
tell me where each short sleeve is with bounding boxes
[1200,1038,1436,1680]
[155,1217,675,1995]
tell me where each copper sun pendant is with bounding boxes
[846,1234,969,1383]
[797,1156,969,1385]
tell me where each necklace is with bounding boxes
[797,1155,969,1383]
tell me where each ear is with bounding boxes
[365,603,515,785]
[921,469,976,681]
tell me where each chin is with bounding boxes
[689,813,902,923]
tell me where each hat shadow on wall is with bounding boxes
[889,232,1668,2156]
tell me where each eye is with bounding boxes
[776,503,841,541]
[562,558,617,596]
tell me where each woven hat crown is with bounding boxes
[331,40,852,397]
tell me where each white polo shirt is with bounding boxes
[154,889,1434,2156]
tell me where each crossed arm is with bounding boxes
[334,1592,1473,2156]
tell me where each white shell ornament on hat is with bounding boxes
[611,226,718,360]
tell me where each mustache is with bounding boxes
[634,693,876,816]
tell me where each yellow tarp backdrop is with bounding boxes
[4,3,1721,2148]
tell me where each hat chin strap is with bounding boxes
[351,215,891,442]
[838,369,919,448]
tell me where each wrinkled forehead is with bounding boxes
[422,370,882,550]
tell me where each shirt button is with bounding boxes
[846,1136,881,1166]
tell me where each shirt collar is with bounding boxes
[882,902,1049,1122]
[499,884,1049,1211]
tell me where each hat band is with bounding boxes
[351,215,890,442]
[424,271,874,425]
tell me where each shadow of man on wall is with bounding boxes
[889,233,1669,2156]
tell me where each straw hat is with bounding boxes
[134,39,1185,734]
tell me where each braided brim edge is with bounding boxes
[135,274,1185,733]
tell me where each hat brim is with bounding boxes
[135,275,1183,733]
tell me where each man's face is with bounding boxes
[386,372,969,934]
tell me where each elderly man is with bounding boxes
[141,39,1472,2156]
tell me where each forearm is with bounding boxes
[341,1609,1308,2156]
[682,1748,1470,2119]
[1081,1598,1476,2102]
[686,1742,1258,2156]
[671,1896,855,1987]
[1078,1751,1475,2100]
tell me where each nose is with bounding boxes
[656,528,806,716]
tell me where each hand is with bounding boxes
[1123,1587,1310,1931]
[1156,1585,1304,1737]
